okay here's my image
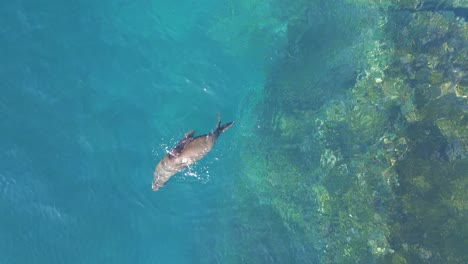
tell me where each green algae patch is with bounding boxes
[408,175,432,194]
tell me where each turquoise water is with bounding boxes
[1,1,251,263]
[2,1,467,263]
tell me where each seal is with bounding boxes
[152,115,234,191]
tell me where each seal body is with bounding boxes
[152,116,234,191]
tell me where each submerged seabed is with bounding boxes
[214,0,467,263]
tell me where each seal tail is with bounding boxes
[215,114,234,136]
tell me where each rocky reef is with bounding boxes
[214,0,467,263]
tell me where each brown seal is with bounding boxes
[152,115,234,191]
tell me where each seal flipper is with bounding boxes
[182,130,195,140]
[214,114,234,136]
[168,130,195,158]
[216,121,234,134]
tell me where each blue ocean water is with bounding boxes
[1,1,256,263]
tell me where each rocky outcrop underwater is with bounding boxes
[212,0,467,263]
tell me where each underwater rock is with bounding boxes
[311,185,330,214]
[229,1,467,263]
[454,76,468,97]
[391,252,408,264]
